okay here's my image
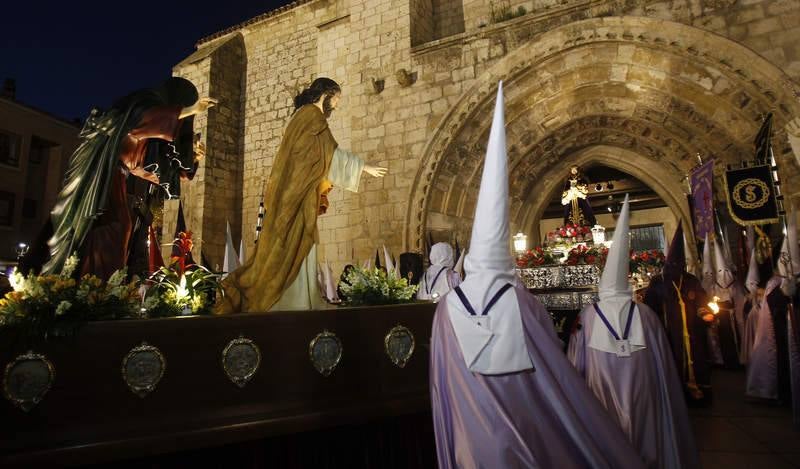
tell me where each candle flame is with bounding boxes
[708,296,720,314]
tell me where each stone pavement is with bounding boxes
[691,369,800,468]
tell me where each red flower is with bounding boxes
[171,231,194,274]
[586,255,596,264]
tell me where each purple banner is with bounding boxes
[691,160,715,241]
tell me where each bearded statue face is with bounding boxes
[322,92,340,119]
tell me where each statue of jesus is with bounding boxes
[217,78,386,313]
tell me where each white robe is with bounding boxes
[270,148,364,311]
[417,267,460,301]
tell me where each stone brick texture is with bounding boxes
[173,0,800,275]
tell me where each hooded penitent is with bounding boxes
[430,81,646,469]
[643,222,713,402]
[785,214,800,291]
[664,221,686,282]
[445,82,532,375]
[588,195,646,354]
[417,242,457,301]
[714,238,736,302]
[712,236,742,367]
[746,250,760,294]
[569,201,701,469]
[741,248,761,365]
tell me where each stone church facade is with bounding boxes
[169,0,800,274]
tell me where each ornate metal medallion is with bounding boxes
[384,325,415,368]
[122,342,166,398]
[3,351,55,412]
[222,336,261,388]
[309,330,342,377]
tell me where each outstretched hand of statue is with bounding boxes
[364,164,387,177]
[180,97,219,119]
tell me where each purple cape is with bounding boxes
[747,277,800,422]
[747,278,782,400]
[567,302,700,469]
[430,286,645,469]
[643,273,712,398]
[741,298,760,365]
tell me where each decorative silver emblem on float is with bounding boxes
[122,342,166,398]
[3,351,55,412]
[384,325,415,368]
[222,336,261,388]
[309,330,342,377]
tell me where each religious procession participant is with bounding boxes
[741,249,763,364]
[644,222,716,405]
[416,242,460,302]
[712,237,746,367]
[568,195,699,469]
[746,232,800,419]
[217,78,387,313]
[702,235,725,367]
[430,82,645,469]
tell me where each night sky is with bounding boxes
[1,1,292,121]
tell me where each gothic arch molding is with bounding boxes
[405,15,800,253]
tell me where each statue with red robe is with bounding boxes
[41,77,215,280]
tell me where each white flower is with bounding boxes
[26,277,46,299]
[107,268,128,287]
[9,269,24,292]
[55,300,72,316]
[62,253,80,278]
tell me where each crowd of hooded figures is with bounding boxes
[426,82,799,469]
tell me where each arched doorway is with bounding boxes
[406,16,800,260]
[520,146,690,243]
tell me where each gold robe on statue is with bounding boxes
[217,105,361,313]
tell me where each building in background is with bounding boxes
[170,0,800,275]
[0,78,79,269]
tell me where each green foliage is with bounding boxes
[144,261,222,317]
[339,267,418,306]
[0,255,140,341]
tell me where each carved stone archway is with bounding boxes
[518,145,696,262]
[406,16,800,254]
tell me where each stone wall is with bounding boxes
[166,35,246,267]
[175,0,800,277]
